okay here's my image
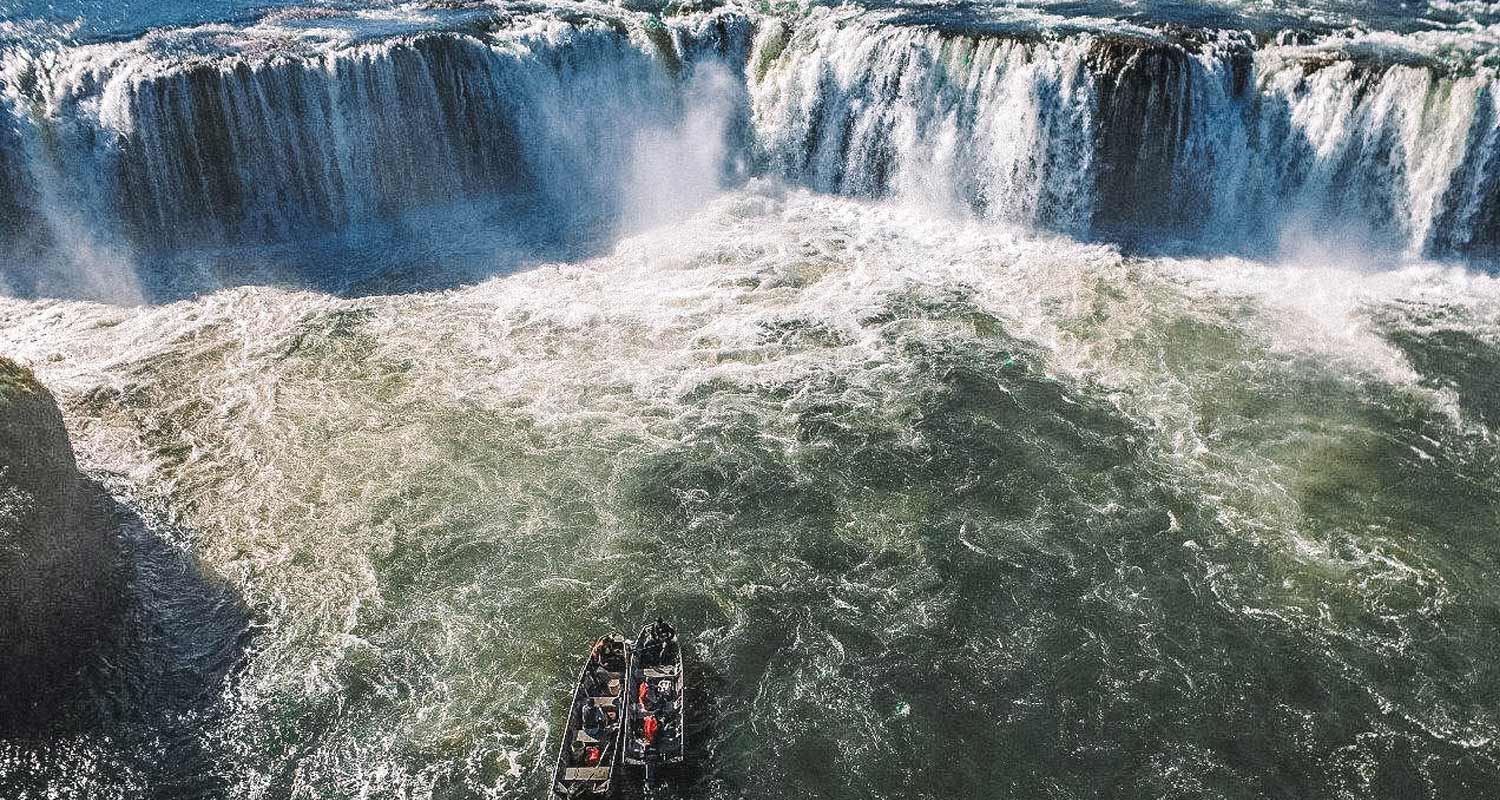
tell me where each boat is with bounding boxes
[550,634,628,799]
[624,619,685,781]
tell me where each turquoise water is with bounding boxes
[3,0,1495,43]
[1,0,316,39]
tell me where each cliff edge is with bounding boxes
[0,358,123,731]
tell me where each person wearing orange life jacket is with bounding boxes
[583,745,602,766]
[642,714,659,745]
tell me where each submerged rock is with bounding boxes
[0,358,123,732]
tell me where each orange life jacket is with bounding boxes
[643,715,658,743]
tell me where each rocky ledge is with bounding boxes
[0,357,124,732]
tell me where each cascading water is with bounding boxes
[3,1,1500,799]
[3,3,1500,293]
[0,6,755,297]
[746,9,1500,258]
[747,16,1101,230]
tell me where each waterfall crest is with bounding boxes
[749,10,1500,258]
[3,3,1499,300]
[0,6,754,295]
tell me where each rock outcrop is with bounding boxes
[0,357,123,732]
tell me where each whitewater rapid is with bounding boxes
[3,1,1500,798]
[4,185,1500,797]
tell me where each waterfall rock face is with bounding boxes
[0,358,123,731]
[0,10,755,264]
[748,14,1500,257]
[2,5,1500,290]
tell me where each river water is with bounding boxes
[1,1,1499,798]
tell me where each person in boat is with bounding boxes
[589,640,624,692]
[600,637,626,669]
[590,639,614,674]
[641,714,659,749]
[588,663,615,695]
[655,714,678,746]
[644,678,675,711]
[574,698,593,738]
[582,699,608,738]
[640,619,677,665]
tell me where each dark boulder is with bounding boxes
[0,358,124,732]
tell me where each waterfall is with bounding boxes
[2,3,1499,301]
[748,16,1099,232]
[748,10,1500,259]
[0,8,755,285]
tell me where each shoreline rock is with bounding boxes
[0,358,125,733]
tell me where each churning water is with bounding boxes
[2,1,1499,798]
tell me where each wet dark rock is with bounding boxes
[1088,38,1197,237]
[0,358,125,733]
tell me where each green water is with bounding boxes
[1,188,1498,798]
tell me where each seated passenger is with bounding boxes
[646,678,675,710]
[596,637,624,671]
[641,620,677,665]
[588,662,614,692]
[582,701,608,737]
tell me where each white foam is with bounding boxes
[8,184,1500,790]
